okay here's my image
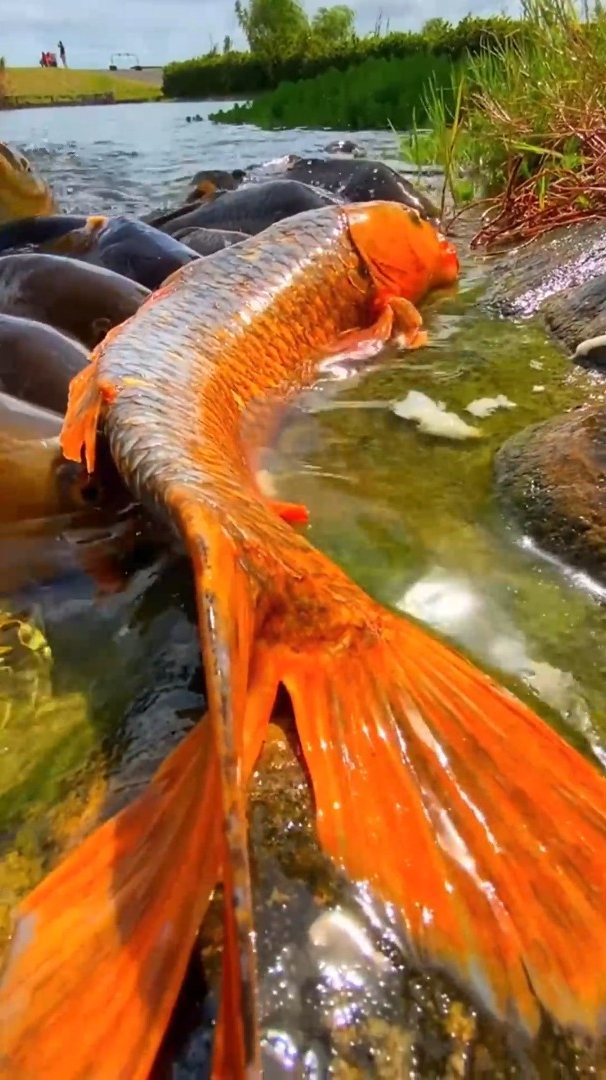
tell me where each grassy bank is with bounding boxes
[210,54,461,130]
[401,0,606,248]
[0,68,162,108]
[164,16,520,99]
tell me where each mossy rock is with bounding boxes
[495,404,606,579]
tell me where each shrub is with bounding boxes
[209,54,462,130]
[163,16,521,99]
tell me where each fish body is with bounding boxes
[0,314,88,414]
[281,155,440,223]
[0,215,88,255]
[0,252,150,348]
[3,202,606,1079]
[171,226,249,256]
[0,390,91,525]
[159,178,337,237]
[0,143,58,224]
[0,215,199,292]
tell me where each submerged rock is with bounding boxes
[495,403,606,581]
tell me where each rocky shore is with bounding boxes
[481,218,606,583]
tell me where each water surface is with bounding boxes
[1,100,605,1077]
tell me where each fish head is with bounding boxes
[0,142,57,225]
[345,200,459,303]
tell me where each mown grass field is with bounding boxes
[0,68,162,107]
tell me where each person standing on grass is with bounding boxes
[58,41,67,67]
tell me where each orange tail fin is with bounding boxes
[180,500,606,1043]
[0,692,266,1079]
[176,500,273,1078]
[272,605,606,1038]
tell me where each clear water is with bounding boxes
[1,99,605,1077]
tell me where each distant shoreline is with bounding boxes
[0,67,164,111]
[1,96,161,111]
[0,93,250,112]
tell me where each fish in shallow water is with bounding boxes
[0,252,150,348]
[0,391,91,525]
[0,142,57,225]
[171,225,249,256]
[0,215,200,292]
[2,202,606,1077]
[158,177,337,236]
[0,314,88,414]
[277,154,440,223]
[0,214,88,255]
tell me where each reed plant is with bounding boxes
[402,0,606,246]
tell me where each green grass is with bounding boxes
[210,54,462,130]
[400,0,606,246]
[0,68,162,106]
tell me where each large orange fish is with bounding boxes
[1,201,606,1078]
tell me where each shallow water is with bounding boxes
[1,100,606,1076]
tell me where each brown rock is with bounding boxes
[494,403,606,579]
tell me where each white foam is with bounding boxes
[392,390,482,440]
[466,394,517,418]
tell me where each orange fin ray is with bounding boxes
[269,499,310,525]
[0,716,226,1079]
[270,605,606,1038]
[176,494,270,1077]
[60,357,103,474]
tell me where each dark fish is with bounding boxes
[159,179,337,237]
[0,387,64,441]
[37,215,200,291]
[186,167,247,201]
[0,313,88,414]
[283,155,440,222]
[0,252,150,348]
[0,214,88,254]
[171,226,249,256]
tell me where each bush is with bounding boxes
[163,16,522,99]
[400,0,606,248]
[209,54,462,130]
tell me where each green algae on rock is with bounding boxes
[495,403,606,583]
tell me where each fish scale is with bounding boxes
[100,207,365,535]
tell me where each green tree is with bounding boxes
[311,4,356,44]
[223,34,233,52]
[235,0,310,57]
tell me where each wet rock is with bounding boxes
[494,403,606,580]
[543,273,606,354]
[485,219,606,321]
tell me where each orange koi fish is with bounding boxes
[1,201,606,1079]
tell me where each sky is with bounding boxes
[3,0,520,70]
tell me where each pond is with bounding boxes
[1,99,604,1077]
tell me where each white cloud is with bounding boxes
[2,0,520,69]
